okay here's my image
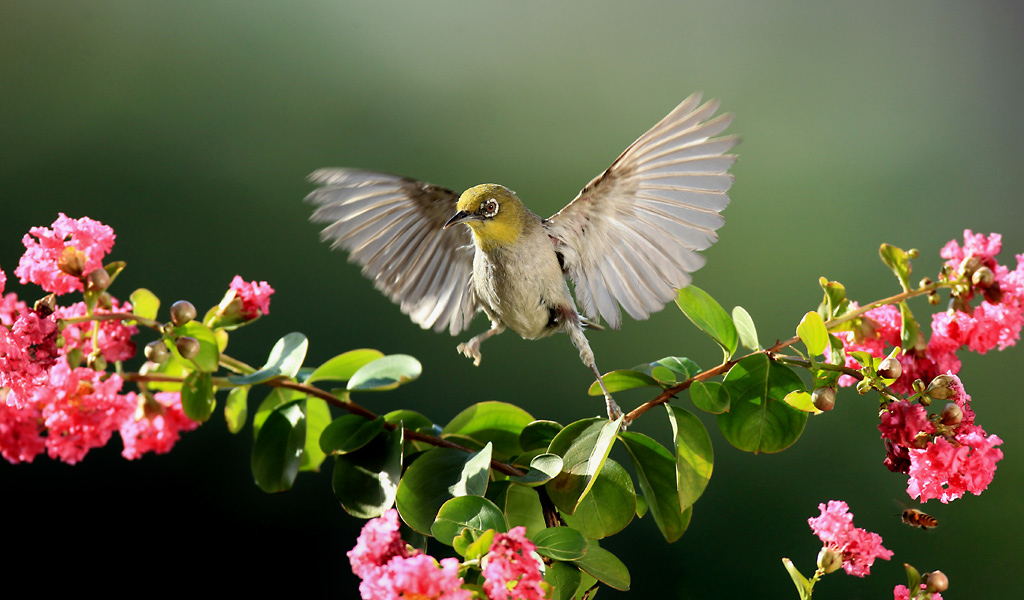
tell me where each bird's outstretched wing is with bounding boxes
[306,169,478,335]
[543,94,737,329]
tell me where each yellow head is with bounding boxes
[443,184,527,251]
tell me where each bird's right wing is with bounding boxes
[306,169,478,335]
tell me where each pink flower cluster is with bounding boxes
[482,526,546,600]
[894,584,942,600]
[229,275,274,319]
[348,509,470,600]
[835,231,1024,394]
[878,374,1003,503]
[1,215,200,464]
[808,500,893,577]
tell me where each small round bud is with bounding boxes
[927,292,941,306]
[907,248,919,259]
[55,335,66,349]
[971,266,995,287]
[958,255,980,277]
[811,387,836,412]
[87,352,107,372]
[170,300,197,327]
[918,394,931,407]
[923,570,949,593]
[98,292,113,310]
[918,277,933,288]
[176,336,201,359]
[926,374,957,400]
[912,379,926,394]
[816,546,843,574]
[877,357,902,380]
[145,340,169,363]
[85,268,111,292]
[65,347,84,369]
[940,402,963,426]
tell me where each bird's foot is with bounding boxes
[605,395,629,430]
[457,340,483,366]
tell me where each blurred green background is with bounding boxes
[3,1,1022,597]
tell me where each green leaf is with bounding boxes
[103,261,126,286]
[818,278,849,320]
[143,351,188,392]
[181,371,215,422]
[635,492,648,518]
[384,409,434,431]
[442,401,534,460]
[653,356,701,379]
[899,301,919,351]
[675,285,738,360]
[253,387,302,436]
[545,417,622,515]
[665,405,713,510]
[880,243,913,290]
[128,288,160,322]
[171,321,220,373]
[732,305,760,350]
[559,458,635,539]
[395,444,492,534]
[782,558,812,600]
[619,431,692,543]
[300,397,331,472]
[509,453,563,486]
[431,495,507,547]
[587,370,660,396]
[532,527,589,561]
[251,399,306,493]
[227,332,308,385]
[783,390,819,413]
[454,528,496,560]
[689,380,730,414]
[650,365,676,384]
[571,541,630,591]
[502,484,546,538]
[348,354,422,391]
[519,420,563,451]
[333,427,403,518]
[904,563,922,596]
[797,311,829,356]
[320,415,387,455]
[544,562,583,600]
[717,354,808,453]
[306,348,385,384]
[224,385,248,434]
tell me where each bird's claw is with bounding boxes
[457,341,482,367]
[605,395,629,430]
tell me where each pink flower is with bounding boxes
[15,214,115,295]
[55,298,138,363]
[940,229,1001,268]
[1,306,60,409]
[0,397,46,464]
[894,584,942,600]
[808,500,893,577]
[0,290,28,327]
[367,555,471,600]
[119,391,200,460]
[36,361,134,464]
[348,509,415,580]
[878,401,935,447]
[907,430,1003,503]
[482,526,546,600]
[229,276,274,319]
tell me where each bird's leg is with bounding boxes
[565,316,625,424]
[457,321,505,366]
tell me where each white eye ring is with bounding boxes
[482,199,499,218]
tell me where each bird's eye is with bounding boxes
[481,199,499,218]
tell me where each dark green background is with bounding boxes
[3,2,1022,597]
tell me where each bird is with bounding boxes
[306,93,737,422]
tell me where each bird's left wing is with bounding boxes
[543,94,737,329]
[306,169,478,335]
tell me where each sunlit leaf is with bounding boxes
[619,431,692,543]
[571,541,630,591]
[559,458,635,539]
[431,495,507,547]
[502,484,546,538]
[520,420,563,451]
[783,390,820,413]
[545,417,622,514]
[306,348,385,384]
[732,305,760,350]
[181,371,215,422]
[532,527,589,561]
[675,285,738,361]
[509,453,563,487]
[879,243,912,290]
[227,332,308,385]
[224,385,248,434]
[797,311,828,356]
[718,354,808,453]
[442,401,534,460]
[395,444,492,534]
[665,405,713,510]
[689,380,730,414]
[782,558,812,600]
[128,288,159,322]
[171,321,219,373]
[587,370,660,396]
[333,427,403,519]
[348,354,422,391]
[300,397,330,472]
[251,399,306,493]
[320,415,387,455]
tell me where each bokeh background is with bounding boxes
[3,1,1022,597]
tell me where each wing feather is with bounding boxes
[306,168,477,335]
[545,94,736,327]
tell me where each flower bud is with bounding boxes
[917,394,931,407]
[85,267,111,292]
[907,248,919,259]
[87,352,107,372]
[927,292,941,306]
[170,300,197,327]
[34,294,57,313]
[982,281,1004,305]
[940,402,963,426]
[856,379,872,394]
[912,379,926,394]
[971,266,995,287]
[145,340,169,363]
[176,336,201,359]
[57,246,88,277]
[811,387,836,412]
[918,277,933,288]
[877,357,902,380]
[926,375,956,400]
[912,431,931,449]
[923,570,948,593]
[958,255,980,277]
[98,292,113,310]
[816,546,843,574]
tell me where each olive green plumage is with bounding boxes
[307,94,737,421]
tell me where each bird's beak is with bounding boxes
[443,210,482,229]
